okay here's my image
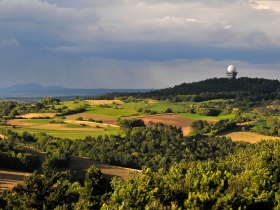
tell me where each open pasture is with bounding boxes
[178,113,234,121]
[65,113,116,124]
[119,100,188,113]
[85,105,138,117]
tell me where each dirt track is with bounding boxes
[0,170,31,192]
[25,147,140,180]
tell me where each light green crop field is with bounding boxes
[119,100,189,113]
[12,127,118,139]
[178,113,234,121]
[85,106,138,117]
[25,119,53,124]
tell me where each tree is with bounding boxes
[79,165,110,209]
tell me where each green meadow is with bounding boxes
[178,113,234,121]
[12,127,118,139]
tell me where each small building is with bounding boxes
[226,65,238,79]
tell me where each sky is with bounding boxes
[0,0,280,88]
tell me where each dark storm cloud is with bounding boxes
[0,0,279,88]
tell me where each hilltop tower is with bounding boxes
[226,65,238,79]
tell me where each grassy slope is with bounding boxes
[178,113,234,121]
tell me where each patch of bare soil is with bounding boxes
[0,170,31,192]
[140,114,196,135]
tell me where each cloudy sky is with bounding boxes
[0,0,279,88]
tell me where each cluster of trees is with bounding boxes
[185,100,234,116]
[0,136,40,171]
[249,116,280,137]
[56,106,86,116]
[0,98,58,120]
[34,120,246,171]
[190,119,237,136]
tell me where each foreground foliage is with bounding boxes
[1,139,280,209]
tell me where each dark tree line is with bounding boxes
[94,78,280,106]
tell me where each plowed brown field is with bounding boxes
[140,114,197,135]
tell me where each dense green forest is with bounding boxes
[32,121,248,171]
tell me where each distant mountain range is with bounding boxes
[0,83,151,99]
[1,83,66,91]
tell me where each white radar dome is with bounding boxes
[227,65,236,73]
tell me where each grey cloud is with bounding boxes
[0,0,279,89]
[0,38,20,47]
[0,47,278,88]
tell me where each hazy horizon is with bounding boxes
[0,0,280,89]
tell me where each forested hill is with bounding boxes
[97,77,280,102]
[150,77,280,96]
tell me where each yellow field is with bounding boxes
[223,131,280,143]
[86,100,124,105]
[18,113,57,119]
